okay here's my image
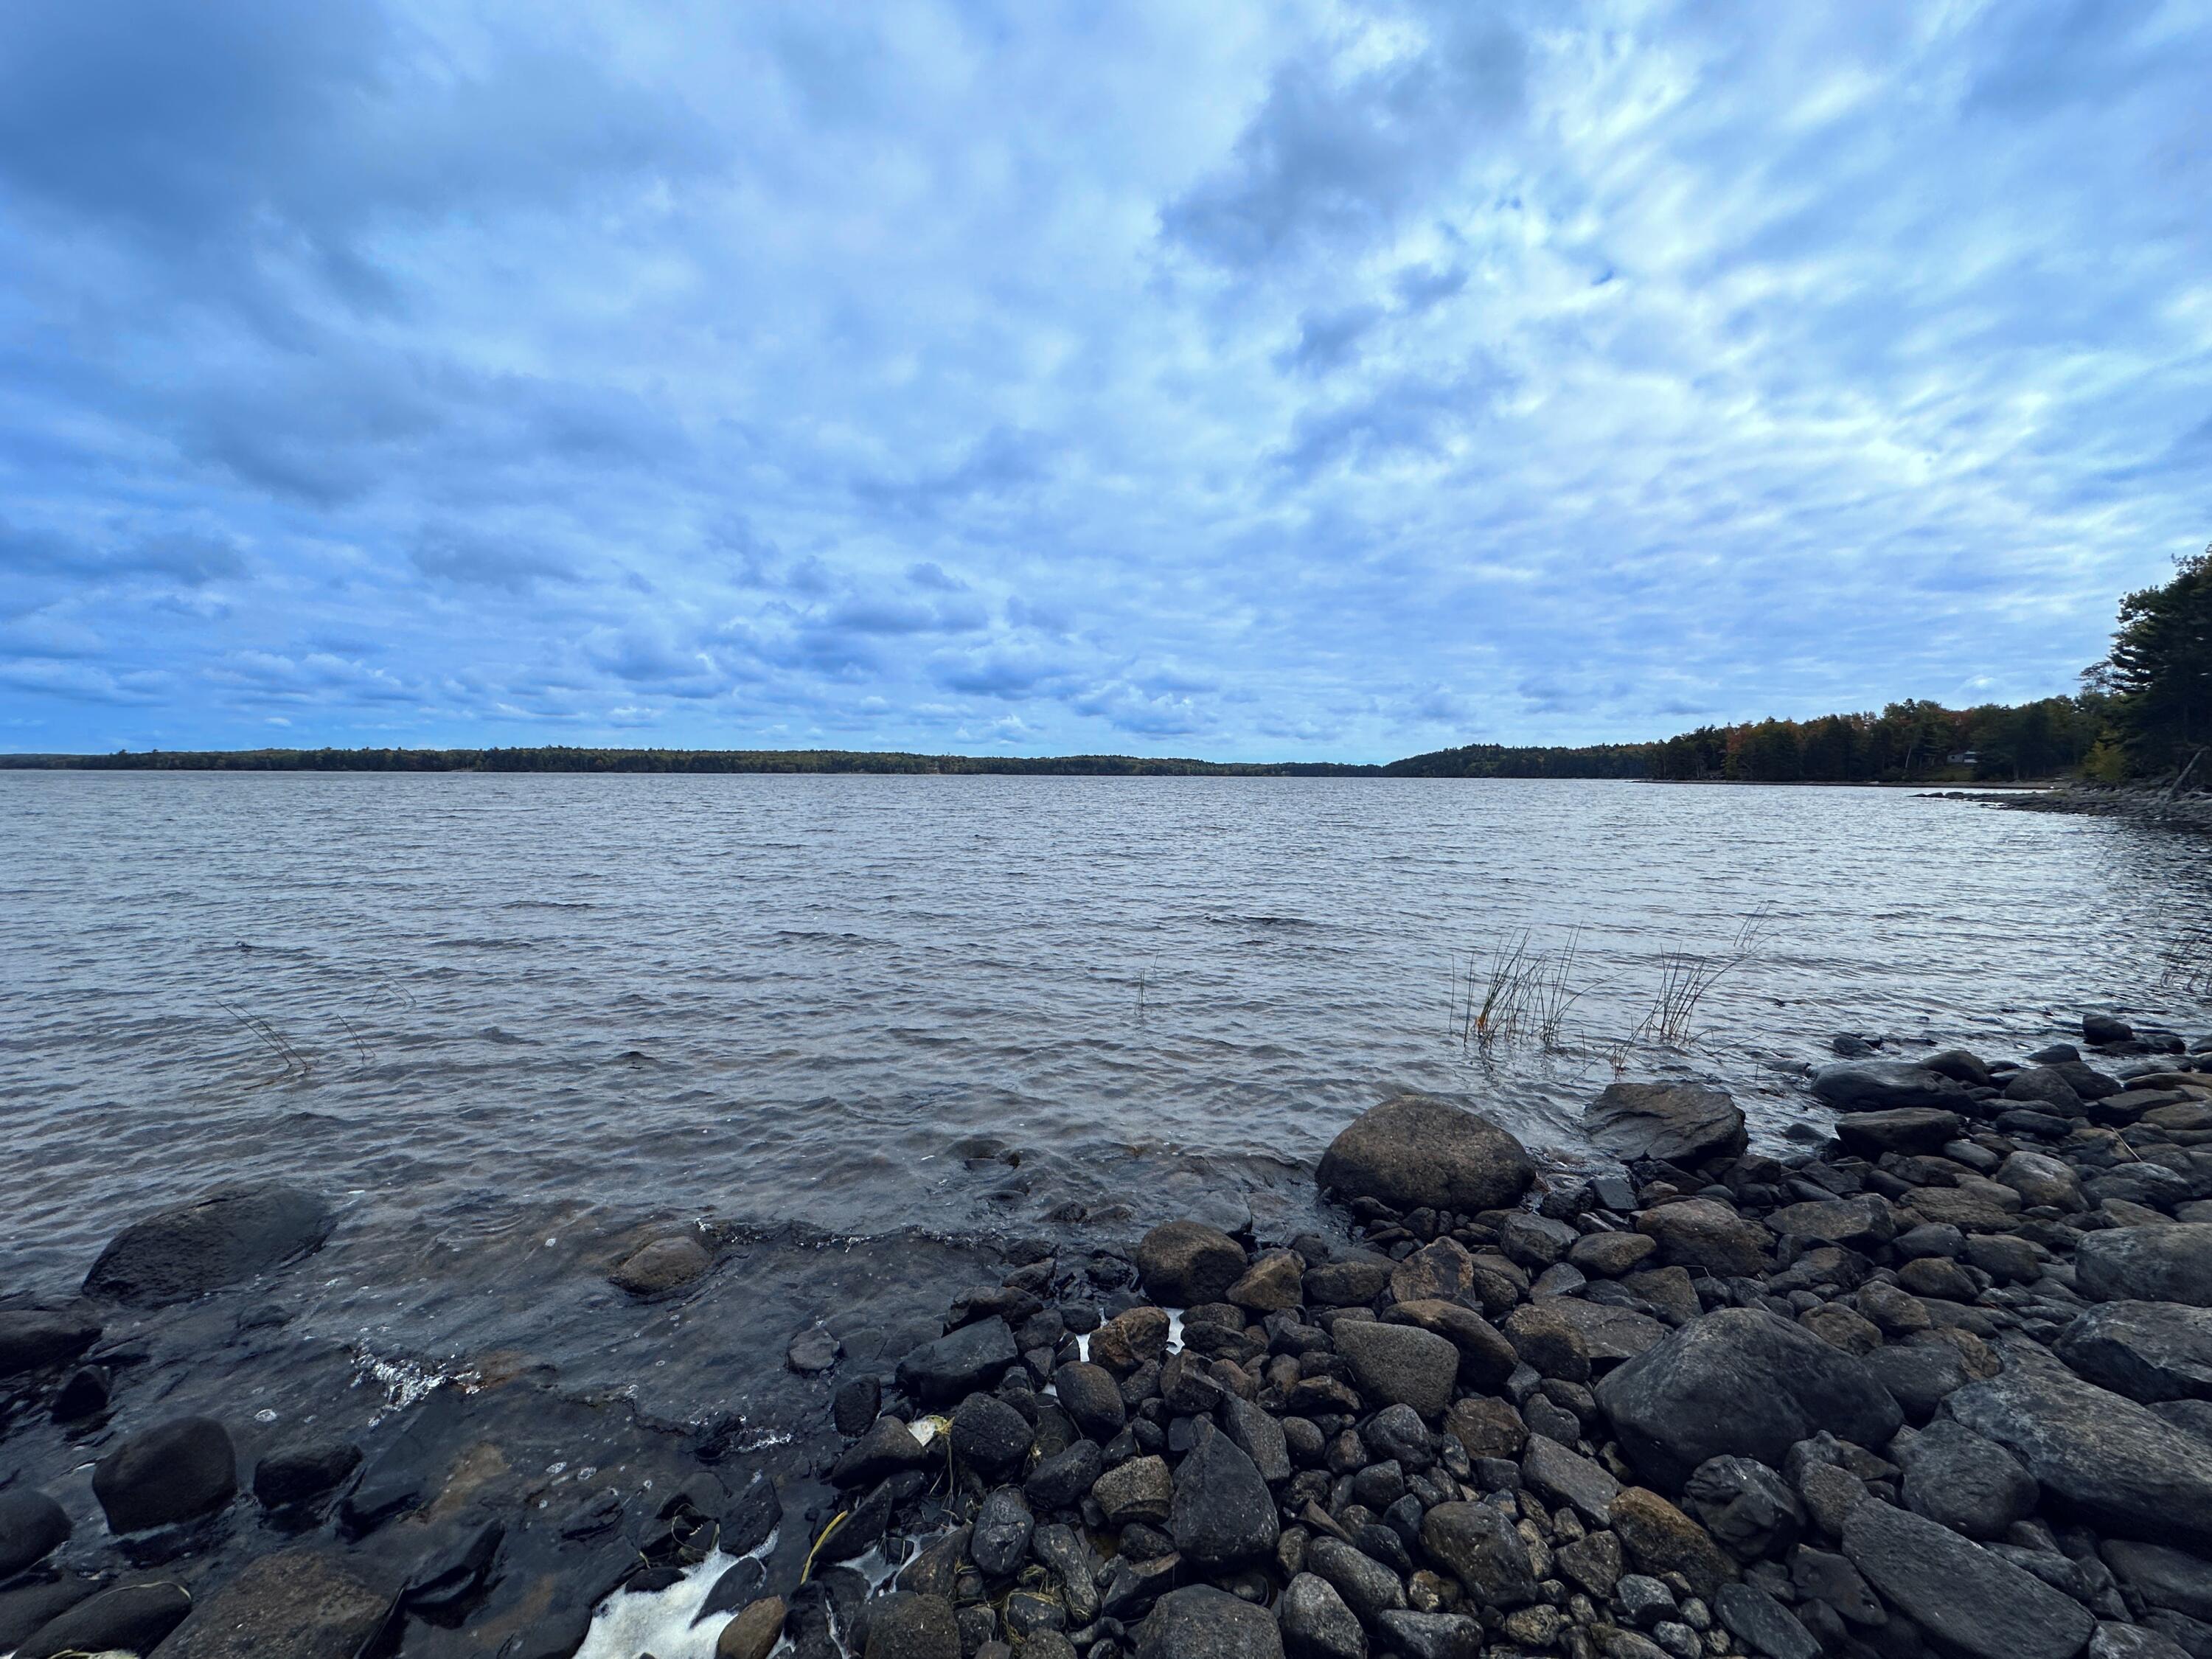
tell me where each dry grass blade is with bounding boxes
[215,996,312,1080]
[1633,906,1775,1048]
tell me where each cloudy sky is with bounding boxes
[1,1,2207,760]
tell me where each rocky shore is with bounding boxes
[1937,783,2212,832]
[7,1013,2212,1659]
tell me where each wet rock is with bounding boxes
[2056,1301,2212,1402]
[952,1393,1033,1479]
[865,1592,961,1659]
[93,1413,237,1533]
[1383,1300,1519,1391]
[1091,1307,1172,1375]
[610,1233,713,1296]
[1219,1393,1291,1484]
[971,1487,1034,1578]
[0,1489,69,1579]
[0,1304,102,1378]
[1596,1309,1902,1489]
[1170,1427,1279,1567]
[1571,1231,1660,1277]
[1375,1610,1484,1659]
[1714,1582,1819,1659]
[897,1316,1018,1404]
[1812,1064,1971,1116]
[2079,1227,2212,1308]
[1945,1340,2212,1545]
[830,1417,932,1486]
[787,1326,841,1374]
[719,1596,789,1659]
[1307,1535,1408,1624]
[1135,1585,1285,1659]
[1682,1457,1801,1560]
[1332,1319,1458,1420]
[1767,1196,1894,1248]
[1611,1486,1736,1599]
[1635,1200,1772,1276]
[1523,1433,1621,1524]
[340,1383,466,1536]
[1281,1571,1366,1659]
[251,1439,361,1509]
[1137,1220,1248,1307]
[1094,1455,1175,1526]
[1315,1093,1536,1214]
[1026,1439,1105,1509]
[1585,1082,1748,1165]
[82,1183,336,1307]
[1228,1251,1307,1312]
[1843,1498,2095,1659]
[722,1470,782,1559]
[1443,1396,1526,1460]
[1421,1501,1537,1607]
[1928,1048,1994,1086]
[403,1515,504,1613]
[18,1581,192,1659]
[1391,1237,1478,1301]
[834,1377,882,1437]
[1896,1420,2036,1539]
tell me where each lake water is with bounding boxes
[3,772,2208,1418]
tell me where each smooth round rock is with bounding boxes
[1316,1094,1534,1214]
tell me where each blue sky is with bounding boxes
[1,1,2208,760]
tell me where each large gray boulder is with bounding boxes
[2078,1227,2212,1308]
[1811,1062,1972,1114]
[1316,1094,1534,1214]
[1584,1083,1747,1166]
[2057,1301,2212,1402]
[1944,1340,2212,1546]
[1596,1310,1902,1489]
[1842,1500,2095,1659]
[83,1184,336,1306]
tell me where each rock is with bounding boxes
[1315,1093,1536,1214]
[719,1597,789,1659]
[1927,1048,1994,1086]
[1636,1200,1772,1276]
[1896,1420,2037,1539]
[1586,1083,1748,1165]
[1091,1307,1172,1374]
[2103,1542,2212,1623]
[1281,1573,1366,1659]
[2090,1622,2193,1659]
[1135,1585,1285,1659]
[835,1378,882,1437]
[1391,1237,1478,1301]
[1171,1427,1279,1567]
[1863,1334,1972,1423]
[970,1488,1033,1578]
[1523,1434,1621,1524]
[865,1592,961,1659]
[1308,1535,1407,1624]
[1767,1196,1894,1248]
[81,1183,337,1307]
[1422,1501,1537,1607]
[2057,1301,2212,1402]
[952,1393,1033,1479]
[0,1582,97,1655]
[1571,1231,1659,1277]
[1812,1064,1971,1116]
[1138,1221,1248,1307]
[1332,1320,1459,1420]
[610,1234,713,1296]
[1544,1297,1669,1364]
[1384,1300,1518,1391]
[830,1417,931,1486]
[1218,1394,1291,1484]
[1374,1611,1483,1659]
[1304,1258,1392,1307]
[1843,1498,2096,1659]
[93,1414,237,1532]
[1945,1340,2212,1546]
[1093,1455,1175,1526]
[1026,1439,1104,1509]
[1502,1302,1592,1382]
[1681,1457,1801,1560]
[1596,1309,1902,1489]
[1444,1395,1526,1460]
[897,1317,1018,1404]
[1999,1150,2087,1211]
[154,1547,392,1659]
[1054,1360,1128,1439]
[2007,1067,2088,1113]
[1227,1251,1306,1312]
[0,1489,69,1579]
[2088,1014,2139,1046]
[0,1305,102,1378]
[251,1439,362,1509]
[17,1582,192,1659]
[787,1326,841,1374]
[1714,1582,1819,1659]
[1610,1486,1736,1599]
[1827,1105,1967,1155]
[2079,1227,2212,1308]
[1559,1528,1626,1598]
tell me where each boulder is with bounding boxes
[1523,1435,1621,1526]
[1542,1297,1669,1365]
[1998,1150,2087,1211]
[1596,1309,1902,1489]
[1315,1094,1535,1214]
[608,1234,712,1296]
[2102,1541,2212,1623]
[1420,1502,1537,1607]
[950,1394,1033,1480]
[93,1414,237,1532]
[1280,1573,1366,1659]
[2079,1227,2212,1308]
[1681,1457,1802,1560]
[1767,1196,1895,1248]
[1811,1064,1972,1116]
[1383,1300,1519,1390]
[1828,1106,1966,1156]
[17,1582,192,1659]
[1307,1535,1408,1625]
[1896,1420,2037,1539]
[1135,1585,1284,1659]
[0,1305,102,1378]
[1610,1486,1736,1599]
[2058,1301,2212,1402]
[864,1592,961,1659]
[1714,1583,1819,1659]
[1585,1083,1747,1166]
[1635,1200,1772,1276]
[1332,1320,1459,1420]
[1136,1221,1248,1307]
[251,1439,362,1509]
[1842,1498,2096,1659]
[1391,1237,1478,1302]
[0,1489,69,1579]
[1944,1340,2212,1546]
[1169,1427,1278,1567]
[1052,1362,1127,1439]
[1226,1251,1306,1312]
[970,1488,1032,1579]
[83,1183,336,1306]
[719,1599,788,1659]
[897,1317,1018,1405]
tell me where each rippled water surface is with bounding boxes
[4,772,2207,1389]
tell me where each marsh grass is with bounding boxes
[1632,906,1775,1048]
[216,996,312,1080]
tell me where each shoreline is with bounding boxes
[5,1019,2212,1659]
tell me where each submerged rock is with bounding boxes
[0,1489,69,1580]
[1811,1062,1972,1115]
[92,1414,238,1533]
[83,1183,336,1306]
[1315,1093,1534,1214]
[0,1304,102,1378]
[17,1582,193,1659]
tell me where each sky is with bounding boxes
[1,1,2208,762]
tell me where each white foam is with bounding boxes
[573,1548,742,1659]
